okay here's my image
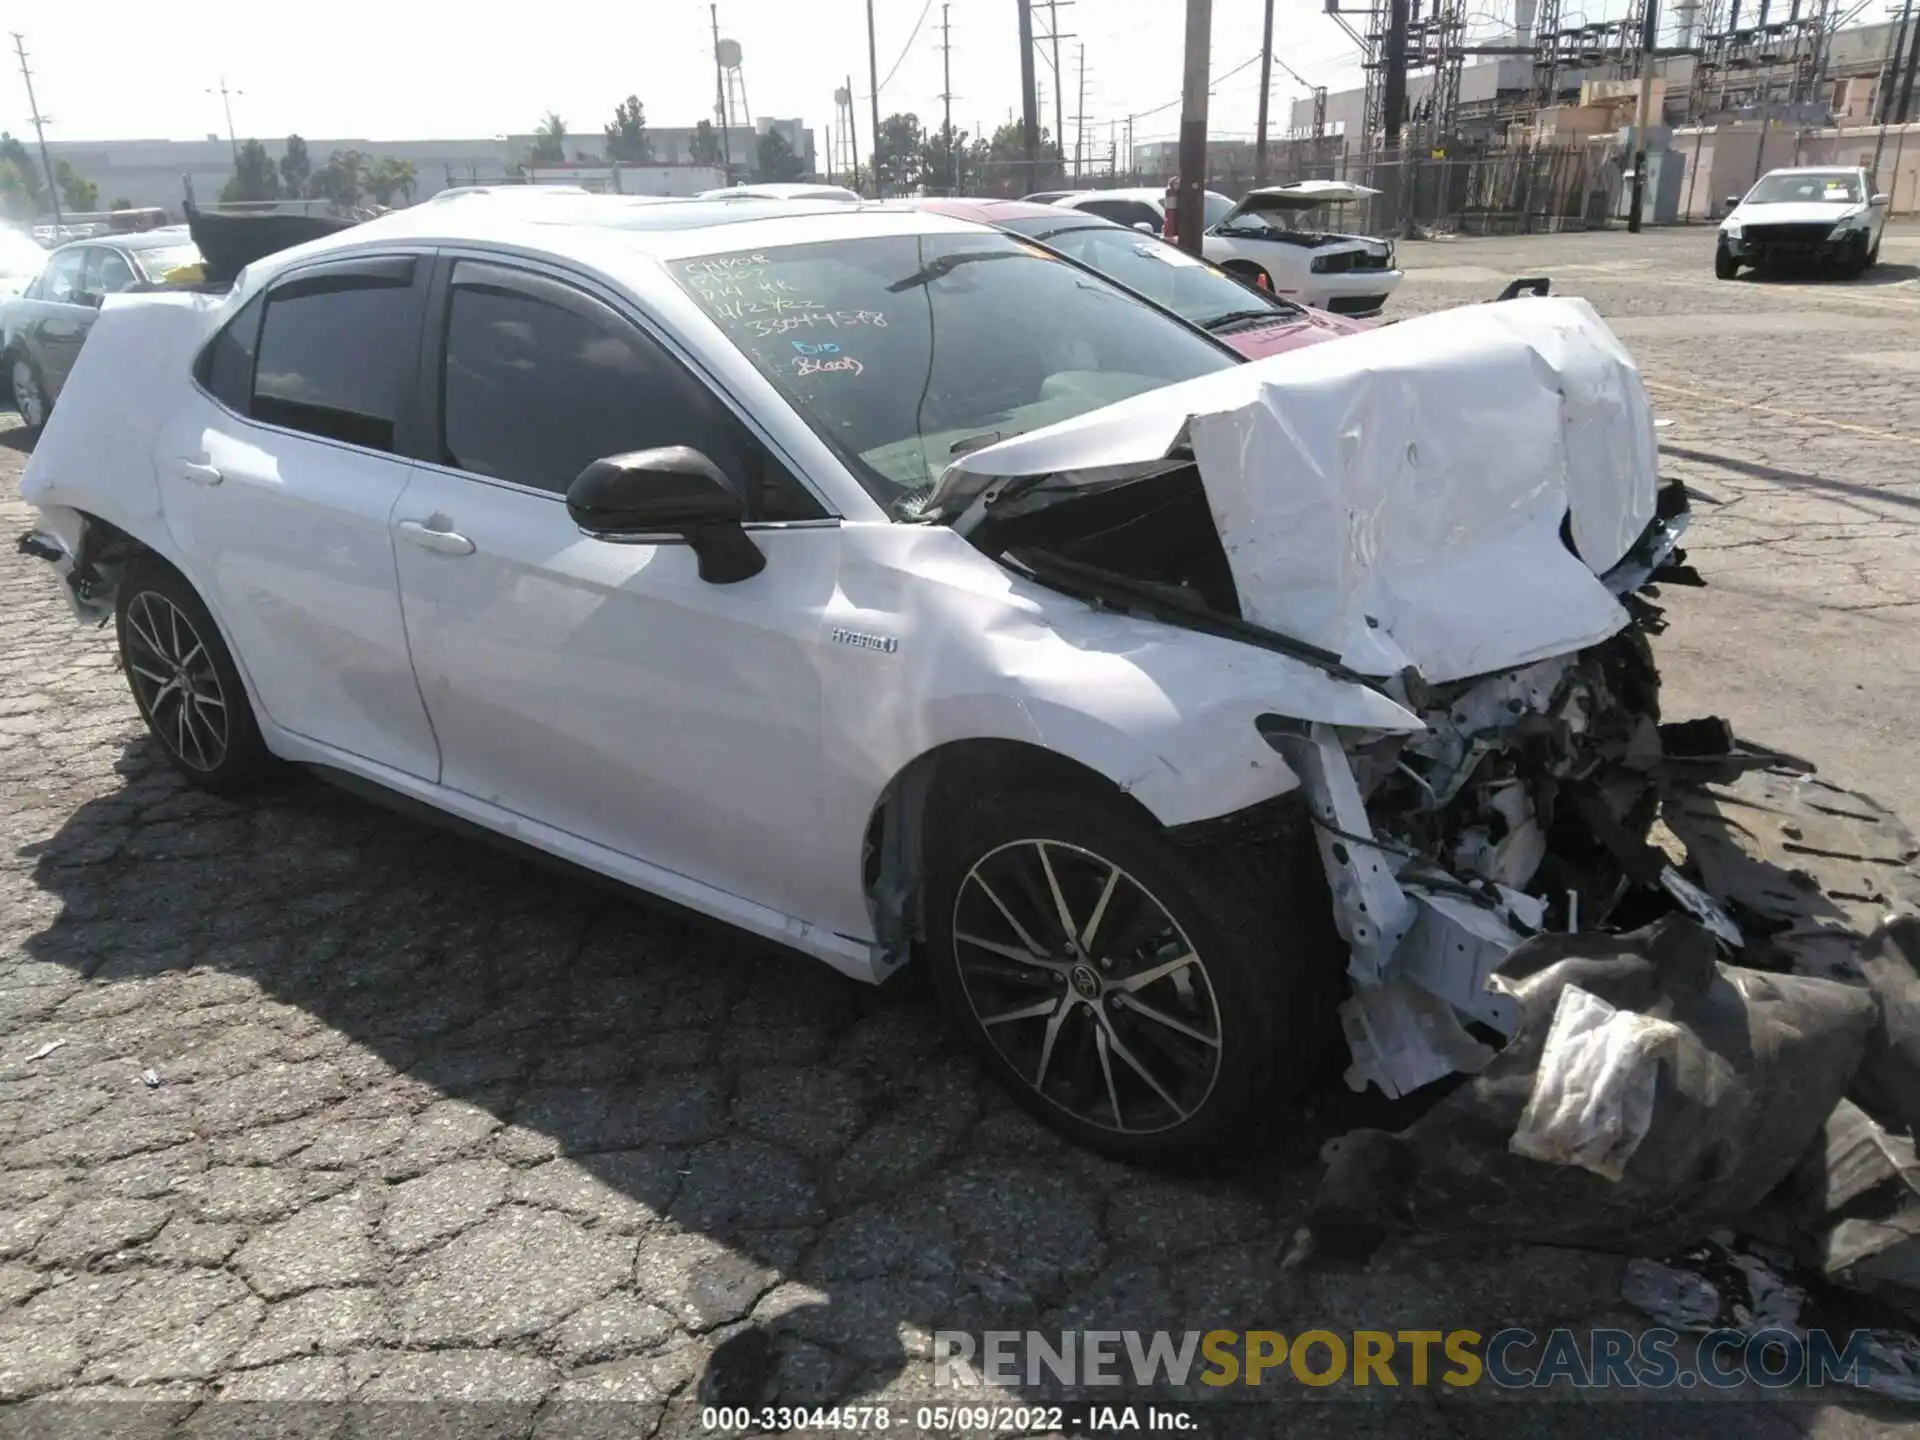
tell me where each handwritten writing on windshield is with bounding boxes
[793,354,864,377]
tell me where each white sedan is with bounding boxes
[22,192,1696,1159]
[1051,182,1402,315]
[1716,166,1890,279]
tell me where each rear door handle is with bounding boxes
[175,461,223,486]
[396,518,476,556]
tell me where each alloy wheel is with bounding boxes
[950,838,1223,1135]
[123,591,230,771]
[11,360,43,430]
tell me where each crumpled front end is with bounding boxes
[933,295,1758,1100]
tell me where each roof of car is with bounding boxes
[905,196,1110,226]
[1759,165,1861,176]
[222,192,999,292]
[50,228,199,254]
[697,183,863,202]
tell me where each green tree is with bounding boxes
[603,96,653,164]
[219,139,281,203]
[110,196,134,210]
[530,111,567,165]
[54,160,98,212]
[985,121,1063,193]
[364,156,416,206]
[688,119,724,167]
[280,134,312,198]
[871,112,925,195]
[0,159,37,220]
[308,148,366,209]
[754,128,804,183]
[921,124,978,195]
[0,134,42,209]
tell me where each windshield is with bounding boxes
[132,244,203,281]
[672,232,1236,513]
[1202,192,1234,228]
[1000,217,1300,329]
[1746,172,1863,205]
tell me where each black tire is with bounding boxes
[8,352,48,435]
[1713,245,1739,280]
[925,787,1345,1164]
[114,557,276,793]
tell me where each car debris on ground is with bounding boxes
[1292,760,1920,1393]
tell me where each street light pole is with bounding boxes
[1255,0,1275,187]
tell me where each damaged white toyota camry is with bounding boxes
[20,194,1721,1161]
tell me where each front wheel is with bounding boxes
[1714,245,1740,280]
[925,788,1345,1164]
[115,558,276,793]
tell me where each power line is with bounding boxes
[875,0,937,96]
[1128,50,1265,121]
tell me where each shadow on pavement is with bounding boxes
[1660,444,1920,514]
[9,736,1896,1435]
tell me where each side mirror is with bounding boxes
[1133,221,1156,233]
[566,446,766,585]
[1722,195,1741,210]
[1871,192,1891,206]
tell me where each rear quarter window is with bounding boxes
[195,293,266,412]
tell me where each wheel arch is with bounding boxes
[1218,257,1273,290]
[860,738,1163,971]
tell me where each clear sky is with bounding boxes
[24,0,1412,152]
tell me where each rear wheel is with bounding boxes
[926,788,1344,1164]
[9,355,47,434]
[115,558,275,793]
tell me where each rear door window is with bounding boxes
[250,259,421,453]
[195,293,267,412]
[85,248,137,295]
[42,249,86,304]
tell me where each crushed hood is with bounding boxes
[931,295,1660,685]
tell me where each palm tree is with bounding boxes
[531,111,567,166]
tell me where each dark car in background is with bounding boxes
[910,197,1370,359]
[3,229,202,432]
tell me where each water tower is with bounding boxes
[715,36,752,165]
[834,85,859,184]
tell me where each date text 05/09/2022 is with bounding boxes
[699,1405,1195,1433]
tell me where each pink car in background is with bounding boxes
[910,197,1370,361]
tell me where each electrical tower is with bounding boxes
[1684,0,1836,119]
[1529,0,1649,110]
[1347,0,1470,148]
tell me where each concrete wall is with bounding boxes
[1671,121,1920,219]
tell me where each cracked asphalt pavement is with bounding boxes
[2,223,1918,1438]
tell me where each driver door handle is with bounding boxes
[396,518,476,556]
[175,461,223,486]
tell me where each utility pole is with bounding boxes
[1046,0,1065,163]
[10,34,59,230]
[1018,0,1041,193]
[866,0,884,196]
[710,5,733,181]
[207,76,241,164]
[1626,0,1661,231]
[1125,114,1134,177]
[1381,0,1410,229]
[1255,0,1275,186]
[1073,43,1086,180]
[1176,0,1212,255]
[941,4,957,193]
[1900,0,1920,122]
[845,75,861,193]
